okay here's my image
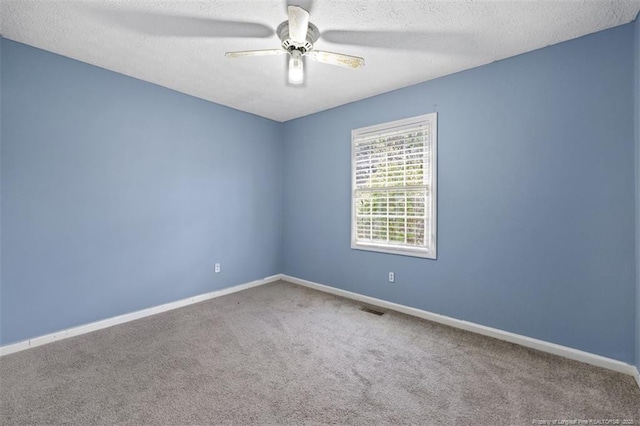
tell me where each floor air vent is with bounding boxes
[360,307,385,316]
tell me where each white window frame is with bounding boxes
[351,113,437,259]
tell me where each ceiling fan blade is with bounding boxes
[225,49,286,58]
[88,7,274,38]
[288,5,310,43]
[321,30,473,53]
[308,51,365,69]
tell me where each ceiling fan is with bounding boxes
[90,3,469,87]
[225,5,365,85]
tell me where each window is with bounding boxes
[351,113,437,259]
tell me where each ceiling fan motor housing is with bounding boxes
[277,21,319,53]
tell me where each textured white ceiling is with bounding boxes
[1,1,639,122]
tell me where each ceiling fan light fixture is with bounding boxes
[225,5,364,85]
[288,49,304,85]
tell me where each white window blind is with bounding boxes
[351,113,437,259]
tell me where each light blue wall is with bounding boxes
[283,25,637,363]
[0,39,283,345]
[0,37,3,345]
[635,15,640,371]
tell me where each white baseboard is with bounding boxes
[3,272,638,390]
[281,274,639,380]
[0,274,281,357]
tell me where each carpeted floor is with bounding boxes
[1,280,639,425]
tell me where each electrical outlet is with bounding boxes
[388,272,395,283]
[215,263,221,274]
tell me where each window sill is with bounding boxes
[351,242,436,260]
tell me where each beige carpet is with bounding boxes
[1,280,639,425]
